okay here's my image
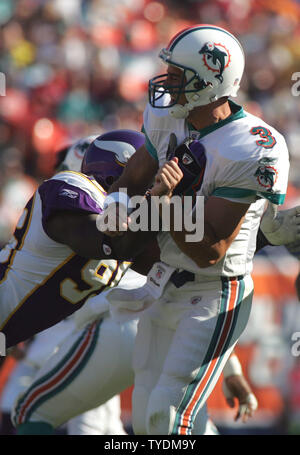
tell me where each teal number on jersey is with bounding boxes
[250,126,276,148]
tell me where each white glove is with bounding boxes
[260,203,300,245]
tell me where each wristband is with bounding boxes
[223,354,243,378]
[104,191,130,209]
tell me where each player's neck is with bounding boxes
[187,98,232,131]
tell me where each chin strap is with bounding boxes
[169,85,217,119]
[169,102,194,119]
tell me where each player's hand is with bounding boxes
[222,374,258,423]
[150,157,183,198]
[260,203,300,245]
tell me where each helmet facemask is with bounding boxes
[149,51,212,113]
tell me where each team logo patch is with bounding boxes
[191,296,202,305]
[155,266,165,280]
[199,41,231,83]
[59,189,79,199]
[102,243,112,256]
[254,158,278,192]
[189,131,201,141]
[182,153,193,165]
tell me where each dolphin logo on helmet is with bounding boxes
[198,42,230,83]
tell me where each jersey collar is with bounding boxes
[188,100,246,139]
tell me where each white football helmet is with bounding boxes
[148,24,245,119]
[56,135,98,172]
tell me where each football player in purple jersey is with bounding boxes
[0,130,157,348]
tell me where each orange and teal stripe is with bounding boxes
[13,320,100,426]
[171,276,245,435]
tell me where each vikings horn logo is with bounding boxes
[199,42,230,83]
[94,139,135,166]
[254,158,278,192]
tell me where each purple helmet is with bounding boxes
[81,129,145,190]
[172,139,207,196]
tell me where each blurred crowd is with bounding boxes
[0,0,300,243]
[0,0,300,435]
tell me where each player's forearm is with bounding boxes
[130,238,161,275]
[58,215,107,259]
[65,219,154,262]
[110,229,158,262]
[108,172,148,197]
[170,221,227,268]
[45,212,131,260]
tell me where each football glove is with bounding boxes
[167,136,207,196]
[260,202,300,246]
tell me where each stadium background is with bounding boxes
[0,0,300,435]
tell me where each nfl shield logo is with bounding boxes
[156,266,165,280]
[103,244,112,256]
[182,153,193,165]
[191,296,202,305]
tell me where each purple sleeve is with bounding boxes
[38,180,103,229]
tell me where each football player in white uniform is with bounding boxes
[11,136,258,436]
[0,130,149,348]
[103,24,293,435]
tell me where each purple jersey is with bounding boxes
[0,171,130,347]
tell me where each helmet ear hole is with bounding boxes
[193,80,209,90]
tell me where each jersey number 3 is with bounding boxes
[250,126,276,148]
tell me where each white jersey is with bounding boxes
[143,98,289,277]
[0,171,129,346]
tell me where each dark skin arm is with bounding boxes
[130,237,161,275]
[45,211,105,259]
[44,209,159,267]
